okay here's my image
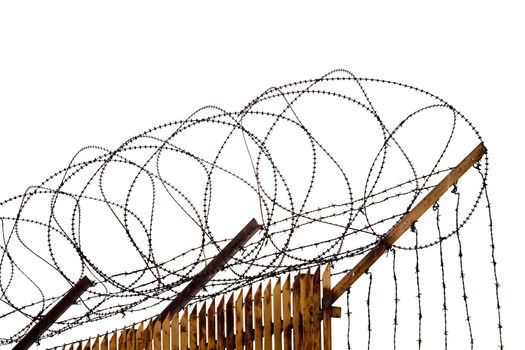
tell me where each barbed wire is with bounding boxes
[0,70,503,349]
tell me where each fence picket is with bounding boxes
[110,330,117,350]
[93,336,100,350]
[83,338,91,350]
[273,279,282,350]
[181,309,189,350]
[101,334,109,350]
[207,300,216,350]
[128,324,136,350]
[282,276,291,350]
[226,294,234,350]
[217,297,225,350]
[171,312,179,350]
[312,268,321,350]
[244,288,253,350]
[292,276,301,350]
[254,285,263,350]
[162,313,171,350]
[153,319,161,350]
[199,304,207,350]
[137,322,144,350]
[301,270,312,350]
[263,282,272,350]
[119,327,127,350]
[190,307,198,350]
[235,291,243,350]
[145,321,153,350]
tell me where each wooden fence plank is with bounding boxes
[189,307,198,350]
[312,268,321,350]
[207,300,216,350]
[119,327,127,350]
[181,309,189,350]
[263,282,272,350]
[128,324,136,350]
[244,288,253,350]
[226,294,234,350]
[273,279,282,350]
[93,336,100,350]
[83,338,91,350]
[235,291,244,350]
[162,313,171,350]
[147,321,154,350]
[282,276,292,350]
[101,334,109,350]
[292,276,301,350]
[301,270,312,350]
[199,304,207,350]
[69,343,74,350]
[154,319,162,350]
[76,341,82,350]
[322,265,332,350]
[136,322,144,350]
[171,312,179,350]
[109,330,117,350]
[254,285,263,350]
[217,297,225,350]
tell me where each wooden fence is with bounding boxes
[60,266,340,350]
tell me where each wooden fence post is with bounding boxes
[14,276,93,350]
[330,142,487,304]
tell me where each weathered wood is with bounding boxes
[13,276,93,350]
[244,288,253,350]
[137,322,144,350]
[217,297,225,350]
[330,143,487,303]
[301,271,312,350]
[312,268,321,350]
[171,312,179,350]
[76,341,82,350]
[292,276,301,350]
[322,265,332,350]
[226,294,234,350]
[180,309,188,350]
[158,219,261,321]
[101,334,109,350]
[154,319,162,350]
[207,300,216,350]
[83,338,91,350]
[145,321,153,350]
[162,314,171,350]
[189,307,198,350]
[119,328,127,350]
[109,330,117,350]
[263,282,272,350]
[93,336,100,350]
[199,304,207,350]
[282,276,292,350]
[128,324,136,350]
[235,291,243,350]
[273,279,282,350]
[254,285,263,350]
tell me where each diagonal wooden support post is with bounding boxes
[13,276,93,350]
[157,218,262,322]
[329,143,487,304]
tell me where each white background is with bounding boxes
[0,1,523,348]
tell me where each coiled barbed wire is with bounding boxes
[0,70,503,349]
